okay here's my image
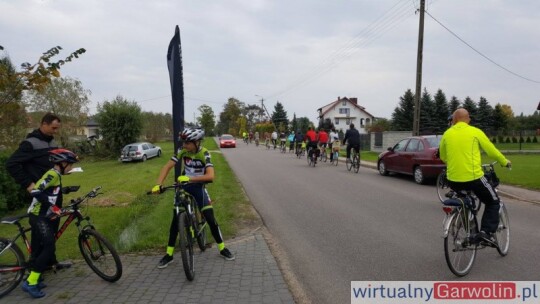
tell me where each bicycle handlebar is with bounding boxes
[146,182,208,195]
[66,186,103,209]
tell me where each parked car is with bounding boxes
[377,135,445,184]
[219,134,236,148]
[120,142,161,162]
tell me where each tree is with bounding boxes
[142,112,172,142]
[25,76,91,145]
[0,46,86,105]
[197,104,216,136]
[296,117,313,134]
[271,101,288,131]
[432,89,449,134]
[476,97,493,133]
[391,89,415,131]
[492,103,508,134]
[290,113,298,133]
[419,88,435,134]
[367,118,391,132]
[96,96,143,157]
[217,97,244,136]
[0,56,26,149]
[462,97,478,125]
[448,96,460,114]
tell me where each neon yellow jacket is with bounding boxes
[439,122,508,182]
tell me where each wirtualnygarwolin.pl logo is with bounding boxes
[351,281,539,303]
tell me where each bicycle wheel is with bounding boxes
[333,151,339,166]
[444,211,476,277]
[178,212,195,281]
[0,238,25,298]
[78,229,122,282]
[195,208,207,252]
[353,154,360,173]
[436,172,451,203]
[346,157,352,171]
[496,203,510,256]
[307,149,312,166]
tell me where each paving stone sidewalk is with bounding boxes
[4,233,295,304]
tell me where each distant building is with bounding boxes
[317,96,375,134]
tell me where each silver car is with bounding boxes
[120,142,162,162]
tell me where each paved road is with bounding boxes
[221,143,540,304]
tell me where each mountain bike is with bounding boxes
[346,148,360,173]
[306,147,319,167]
[0,186,122,298]
[441,162,510,277]
[148,183,208,281]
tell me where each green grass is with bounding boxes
[482,154,540,190]
[0,138,256,260]
[494,142,540,150]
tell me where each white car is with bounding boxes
[120,142,161,162]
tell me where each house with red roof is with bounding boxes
[317,96,375,134]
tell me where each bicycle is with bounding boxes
[436,169,454,203]
[306,147,318,167]
[147,183,208,281]
[265,139,270,150]
[330,148,339,166]
[0,186,122,298]
[280,142,287,153]
[345,148,360,173]
[441,162,510,277]
[319,146,327,163]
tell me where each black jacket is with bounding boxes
[6,129,58,189]
[343,128,361,146]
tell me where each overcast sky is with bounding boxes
[2,0,539,123]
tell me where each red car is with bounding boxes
[377,135,445,184]
[219,134,236,148]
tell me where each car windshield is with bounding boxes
[125,146,138,152]
[424,136,442,148]
[222,135,234,140]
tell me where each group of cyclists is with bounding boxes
[244,123,362,166]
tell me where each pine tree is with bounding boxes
[476,96,493,133]
[433,89,449,134]
[419,88,435,134]
[448,96,460,114]
[391,89,415,131]
[492,103,508,134]
[271,101,288,131]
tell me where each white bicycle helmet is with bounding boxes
[180,128,205,142]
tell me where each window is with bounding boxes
[334,118,339,125]
[393,139,408,152]
[342,100,347,106]
[339,108,350,115]
[405,139,420,152]
[366,118,371,126]
[360,118,365,127]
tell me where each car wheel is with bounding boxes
[142,155,147,162]
[157,150,162,157]
[414,166,425,184]
[378,160,389,176]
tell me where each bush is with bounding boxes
[512,137,518,143]
[0,152,28,215]
[491,137,496,143]
[497,135,504,143]
[533,136,538,143]
[505,137,511,143]
[526,137,531,143]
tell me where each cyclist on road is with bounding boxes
[305,127,319,162]
[279,131,287,150]
[317,128,329,159]
[439,108,511,245]
[287,131,295,152]
[328,128,340,162]
[22,149,80,298]
[254,131,260,146]
[294,130,304,154]
[271,130,278,149]
[242,131,248,144]
[151,128,235,268]
[342,123,360,160]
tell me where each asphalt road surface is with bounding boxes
[219,142,540,304]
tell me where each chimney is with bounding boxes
[350,97,358,105]
[338,96,340,101]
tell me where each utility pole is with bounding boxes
[413,0,425,136]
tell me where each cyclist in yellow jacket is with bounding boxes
[439,108,511,245]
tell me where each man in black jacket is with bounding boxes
[342,123,361,160]
[6,113,71,269]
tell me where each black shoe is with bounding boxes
[219,248,235,261]
[471,231,497,246]
[54,261,72,270]
[157,254,173,269]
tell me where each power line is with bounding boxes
[425,10,540,84]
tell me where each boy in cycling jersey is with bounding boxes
[22,149,80,298]
[151,128,235,268]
